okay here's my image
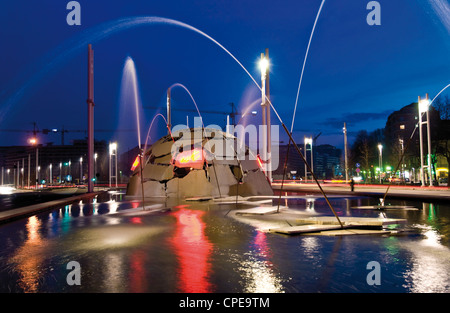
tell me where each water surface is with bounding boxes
[0,191,449,293]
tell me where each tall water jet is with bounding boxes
[122,57,143,150]
[168,83,205,130]
[120,56,146,208]
[143,113,173,161]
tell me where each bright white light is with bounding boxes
[304,137,313,145]
[0,186,15,195]
[419,99,430,113]
[353,176,363,182]
[109,142,117,155]
[259,57,269,75]
[378,144,383,152]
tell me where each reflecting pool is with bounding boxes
[0,191,449,293]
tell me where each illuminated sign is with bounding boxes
[173,148,204,169]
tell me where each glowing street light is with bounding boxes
[418,94,432,186]
[259,57,269,77]
[49,163,52,186]
[304,137,313,182]
[343,123,348,182]
[29,137,39,189]
[378,143,383,184]
[259,53,271,181]
[109,142,118,188]
[94,153,98,184]
[79,157,83,184]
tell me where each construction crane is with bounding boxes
[313,132,322,145]
[144,102,244,126]
[0,122,135,145]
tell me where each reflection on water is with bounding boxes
[237,231,285,293]
[402,233,450,293]
[10,216,46,292]
[170,208,213,292]
[1,192,450,293]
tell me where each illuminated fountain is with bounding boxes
[127,124,273,199]
[124,75,272,199]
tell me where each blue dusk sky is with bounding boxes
[0,0,449,152]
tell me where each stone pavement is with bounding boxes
[272,182,450,201]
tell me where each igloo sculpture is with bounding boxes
[126,127,273,198]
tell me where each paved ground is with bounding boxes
[272,182,450,201]
[0,191,104,224]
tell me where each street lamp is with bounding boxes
[343,123,348,182]
[29,137,38,190]
[378,143,383,184]
[259,53,270,181]
[80,157,83,184]
[304,137,313,182]
[418,94,432,186]
[94,153,98,185]
[109,142,118,188]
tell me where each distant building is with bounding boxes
[273,143,341,180]
[0,139,107,186]
[314,144,342,179]
[384,102,443,182]
[272,144,305,180]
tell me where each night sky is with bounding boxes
[1,0,449,153]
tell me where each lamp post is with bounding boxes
[343,123,349,182]
[29,137,38,189]
[304,137,313,182]
[378,143,383,184]
[259,53,269,180]
[399,138,404,182]
[167,87,171,136]
[109,142,118,188]
[418,94,432,186]
[79,157,83,184]
[94,153,98,185]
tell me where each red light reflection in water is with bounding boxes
[170,208,213,292]
[254,231,271,259]
[129,250,147,292]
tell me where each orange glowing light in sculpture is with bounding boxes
[173,148,204,169]
[130,156,140,171]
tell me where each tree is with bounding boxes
[350,129,384,182]
[433,95,450,187]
